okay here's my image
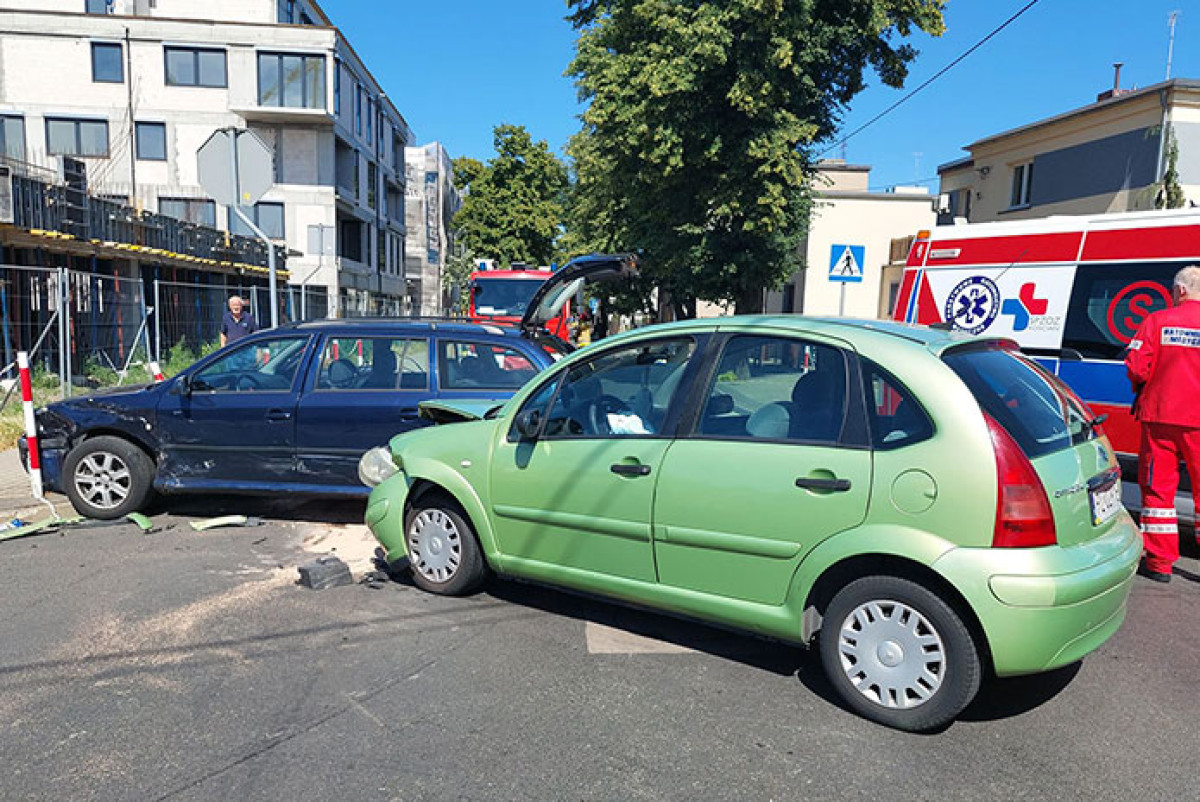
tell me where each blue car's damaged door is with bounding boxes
[154,334,314,491]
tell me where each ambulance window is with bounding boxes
[1062,263,1180,360]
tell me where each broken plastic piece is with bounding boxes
[298,556,354,590]
[189,515,264,532]
[125,512,155,533]
[0,515,85,543]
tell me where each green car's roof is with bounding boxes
[596,315,1010,356]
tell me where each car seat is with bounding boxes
[789,368,845,442]
[362,348,397,389]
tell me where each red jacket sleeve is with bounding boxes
[1125,315,1158,391]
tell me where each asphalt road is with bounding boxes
[1,497,1197,802]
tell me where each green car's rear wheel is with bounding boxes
[404,493,486,596]
[819,575,981,732]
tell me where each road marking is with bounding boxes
[585,621,696,655]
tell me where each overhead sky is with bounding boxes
[329,0,1198,193]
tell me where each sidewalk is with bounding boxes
[0,448,67,522]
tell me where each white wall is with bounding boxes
[798,194,935,318]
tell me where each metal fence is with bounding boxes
[154,281,331,360]
[0,263,383,407]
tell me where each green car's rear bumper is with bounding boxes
[933,514,1142,676]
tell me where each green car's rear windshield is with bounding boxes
[943,345,1097,460]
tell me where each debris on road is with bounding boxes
[125,512,156,534]
[298,555,354,590]
[0,513,160,543]
[188,515,264,532]
[359,569,392,589]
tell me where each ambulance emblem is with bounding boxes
[945,276,1000,335]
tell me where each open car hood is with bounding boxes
[418,398,507,425]
[520,253,639,332]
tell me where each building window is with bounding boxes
[333,60,341,117]
[159,197,216,227]
[0,116,26,161]
[277,0,295,24]
[367,161,377,210]
[229,201,285,239]
[355,84,363,135]
[46,118,109,157]
[258,53,326,109]
[300,11,315,26]
[165,47,227,88]
[1010,162,1033,208]
[85,0,111,13]
[366,97,374,147]
[340,218,363,262]
[135,122,166,161]
[91,42,123,83]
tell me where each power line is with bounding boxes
[820,0,1043,158]
[867,173,940,192]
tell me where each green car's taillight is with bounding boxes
[987,414,1057,548]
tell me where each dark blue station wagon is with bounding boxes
[23,319,565,518]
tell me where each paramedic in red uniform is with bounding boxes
[1125,265,1200,583]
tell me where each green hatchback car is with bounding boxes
[360,316,1140,732]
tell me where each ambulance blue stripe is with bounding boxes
[1055,361,1135,405]
[904,269,922,323]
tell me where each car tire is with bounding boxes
[818,575,981,733]
[404,493,487,596]
[62,436,155,520]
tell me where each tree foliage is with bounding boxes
[452,125,568,267]
[565,0,946,315]
[1157,127,1186,210]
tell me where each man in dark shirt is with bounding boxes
[219,295,258,347]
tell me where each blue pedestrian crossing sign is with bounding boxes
[829,244,865,283]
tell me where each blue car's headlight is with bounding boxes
[358,446,399,488]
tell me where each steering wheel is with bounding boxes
[587,394,634,435]
[327,358,358,389]
[235,373,263,391]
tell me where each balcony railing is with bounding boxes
[4,158,283,270]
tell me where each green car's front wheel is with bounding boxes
[404,493,486,596]
[819,575,982,732]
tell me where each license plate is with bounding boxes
[1089,480,1122,526]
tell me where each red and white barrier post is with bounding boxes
[147,361,165,382]
[17,352,44,500]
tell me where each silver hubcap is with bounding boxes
[407,509,462,583]
[74,452,132,510]
[836,599,946,709]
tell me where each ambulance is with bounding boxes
[892,208,1200,518]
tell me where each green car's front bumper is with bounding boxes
[933,513,1142,676]
[365,472,412,564]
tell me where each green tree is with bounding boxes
[442,244,478,314]
[452,125,568,267]
[566,0,945,316]
[1157,128,1186,210]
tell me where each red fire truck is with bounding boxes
[892,208,1200,489]
[469,264,572,340]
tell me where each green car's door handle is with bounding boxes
[795,476,852,492]
[611,463,651,477]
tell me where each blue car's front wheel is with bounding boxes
[63,436,155,520]
[404,492,486,596]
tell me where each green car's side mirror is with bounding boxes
[514,409,542,440]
